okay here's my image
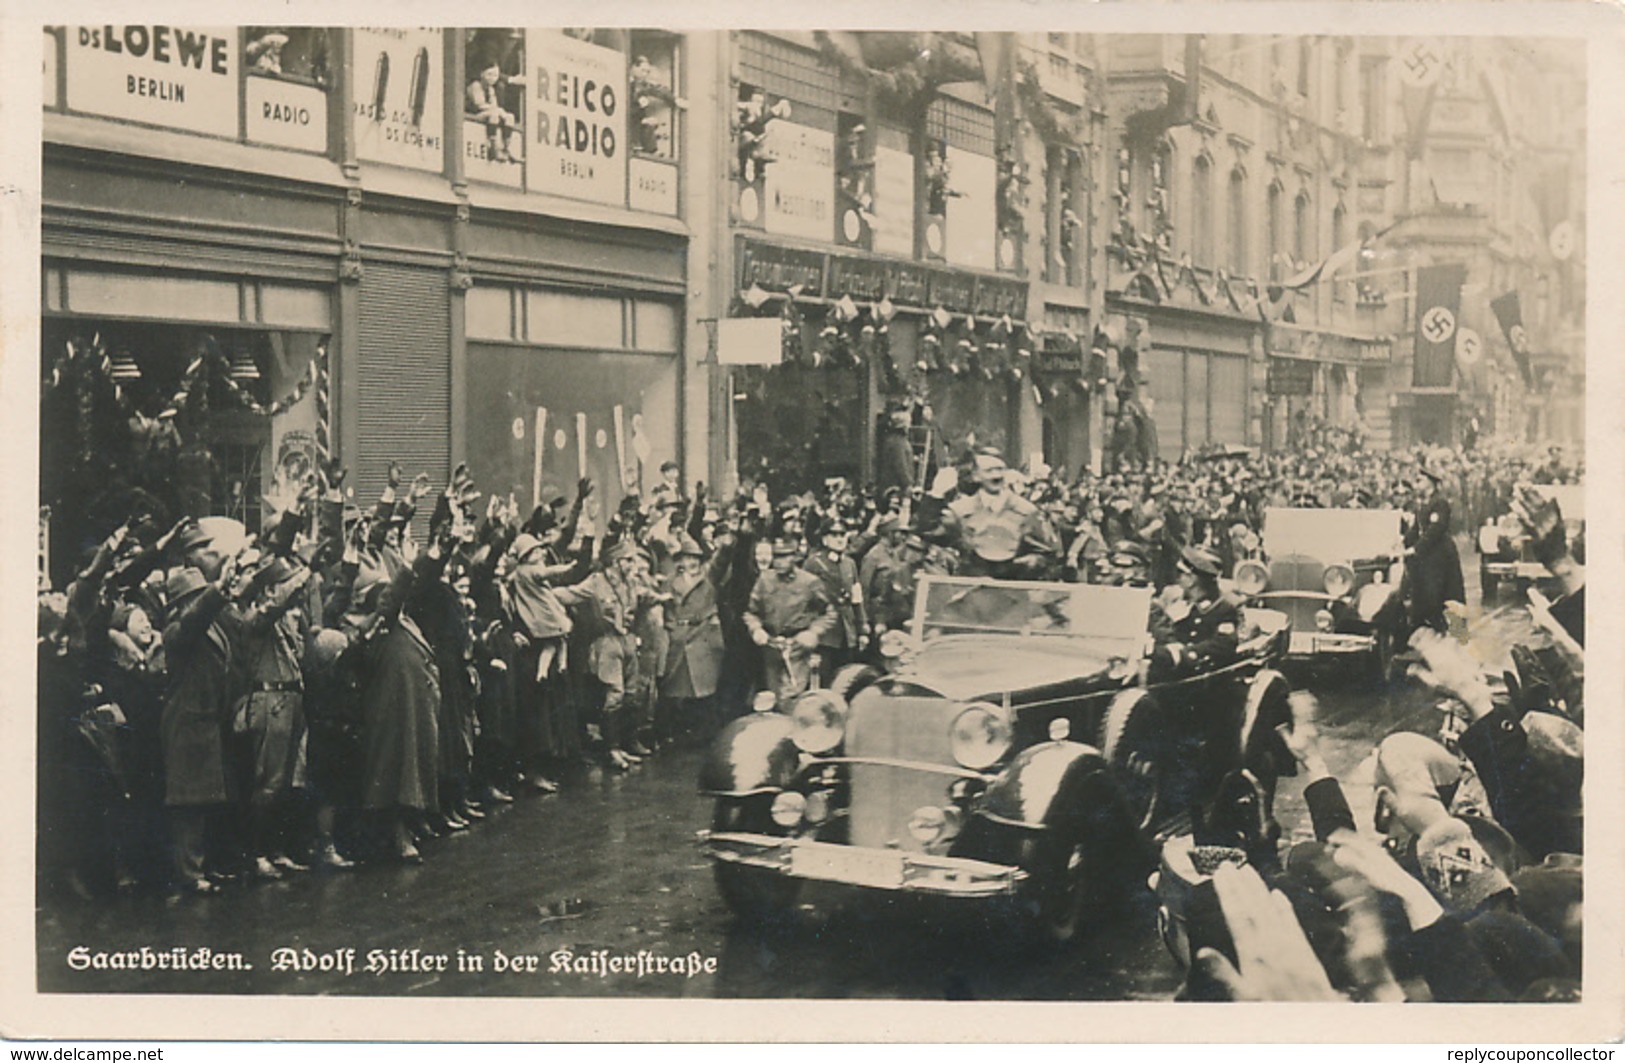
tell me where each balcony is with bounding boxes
[1105,36,1195,143]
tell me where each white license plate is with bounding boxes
[1289,631,1317,655]
[790,843,905,889]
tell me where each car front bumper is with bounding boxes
[1286,630,1374,657]
[699,831,1026,898]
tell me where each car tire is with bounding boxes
[1369,626,1397,687]
[710,799,802,923]
[1019,832,1096,946]
[1098,690,1166,833]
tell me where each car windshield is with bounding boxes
[1263,508,1403,563]
[914,575,1151,656]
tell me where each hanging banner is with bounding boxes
[353,28,445,172]
[1413,263,1465,388]
[527,30,626,205]
[944,147,996,271]
[872,144,916,257]
[763,121,835,241]
[1489,290,1533,385]
[65,25,238,137]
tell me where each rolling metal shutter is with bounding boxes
[1210,353,1249,446]
[355,262,450,536]
[1147,347,1186,461]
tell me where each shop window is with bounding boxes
[629,31,683,159]
[467,285,518,341]
[632,300,680,353]
[39,321,327,585]
[246,27,331,87]
[526,290,624,349]
[463,29,525,165]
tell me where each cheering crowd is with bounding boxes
[36,429,1585,999]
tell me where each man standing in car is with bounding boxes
[802,520,867,684]
[743,540,835,703]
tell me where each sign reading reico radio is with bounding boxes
[353,28,445,172]
[66,26,237,137]
[529,31,626,205]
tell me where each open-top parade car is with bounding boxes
[1479,484,1585,600]
[697,575,1295,943]
[1231,507,1405,680]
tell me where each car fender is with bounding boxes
[698,711,800,797]
[1354,580,1399,624]
[978,740,1110,830]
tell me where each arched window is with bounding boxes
[1228,167,1248,275]
[1192,155,1214,266]
[1294,191,1312,267]
[1331,202,1348,301]
[1267,181,1284,280]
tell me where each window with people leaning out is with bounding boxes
[623,29,684,160]
[464,29,525,165]
[244,27,330,87]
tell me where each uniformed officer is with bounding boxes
[1148,545,1240,683]
[927,449,1061,580]
[743,540,835,703]
[801,520,867,683]
[1403,466,1466,634]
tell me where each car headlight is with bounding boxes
[789,690,848,754]
[770,791,807,827]
[1234,560,1269,597]
[949,703,1012,770]
[1323,563,1355,598]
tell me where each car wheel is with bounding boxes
[1099,691,1166,833]
[710,799,802,922]
[1020,833,1095,945]
[1370,626,1396,687]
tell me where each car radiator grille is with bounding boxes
[846,695,963,854]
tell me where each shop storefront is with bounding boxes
[728,238,1031,493]
[41,25,343,578]
[456,27,690,513]
[1107,306,1255,463]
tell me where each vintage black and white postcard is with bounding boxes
[2,0,1622,1046]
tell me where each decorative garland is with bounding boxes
[210,346,321,417]
[47,334,327,422]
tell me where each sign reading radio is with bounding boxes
[529,31,626,206]
[66,25,236,137]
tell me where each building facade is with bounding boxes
[39,28,1583,570]
[1357,36,1585,449]
[41,26,695,573]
